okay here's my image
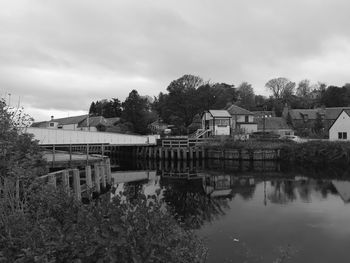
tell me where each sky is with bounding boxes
[1,0,350,121]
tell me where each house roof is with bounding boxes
[288,109,319,120]
[288,107,350,121]
[226,104,253,115]
[105,117,121,126]
[328,109,350,131]
[78,116,108,127]
[208,110,231,118]
[255,117,292,130]
[30,121,48,128]
[51,115,88,125]
[325,107,350,120]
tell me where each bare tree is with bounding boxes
[265,77,296,99]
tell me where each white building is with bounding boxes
[226,104,257,134]
[201,110,232,136]
[329,110,350,141]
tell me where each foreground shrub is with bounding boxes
[0,186,207,263]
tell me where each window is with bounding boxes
[245,115,249,122]
[49,122,55,127]
[338,132,347,139]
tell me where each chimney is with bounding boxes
[51,116,54,120]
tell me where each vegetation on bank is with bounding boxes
[0,186,207,263]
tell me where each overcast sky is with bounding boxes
[1,0,350,121]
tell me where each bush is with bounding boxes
[0,186,207,263]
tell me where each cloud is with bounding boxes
[1,0,350,120]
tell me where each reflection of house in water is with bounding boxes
[332,180,350,203]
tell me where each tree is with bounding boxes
[162,75,204,129]
[236,82,255,110]
[296,79,311,98]
[0,97,47,214]
[122,90,150,134]
[265,77,296,100]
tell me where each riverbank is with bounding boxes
[204,139,350,165]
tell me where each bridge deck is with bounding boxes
[23,127,159,146]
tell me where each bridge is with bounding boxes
[23,127,159,146]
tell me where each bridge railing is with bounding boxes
[22,127,159,146]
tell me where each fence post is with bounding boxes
[62,170,70,194]
[94,163,101,193]
[105,159,111,184]
[73,169,81,201]
[48,174,57,188]
[85,165,92,189]
[100,161,106,188]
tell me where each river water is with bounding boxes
[111,159,350,263]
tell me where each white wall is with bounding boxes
[214,125,230,135]
[24,127,159,145]
[329,111,350,140]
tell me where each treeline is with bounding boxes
[88,74,350,135]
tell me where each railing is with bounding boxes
[37,158,112,200]
[161,137,208,148]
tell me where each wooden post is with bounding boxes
[165,149,169,159]
[148,147,152,159]
[158,147,163,160]
[196,148,200,160]
[69,144,72,167]
[16,178,20,208]
[86,144,89,164]
[201,147,205,160]
[183,148,187,161]
[177,148,181,160]
[189,148,194,160]
[52,145,56,165]
[171,149,175,160]
[106,158,112,184]
[94,163,101,193]
[100,162,106,188]
[85,165,92,189]
[62,170,70,194]
[102,144,105,156]
[48,174,57,188]
[73,169,81,201]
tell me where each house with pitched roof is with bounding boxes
[201,110,232,136]
[226,104,257,134]
[329,109,350,141]
[282,105,350,135]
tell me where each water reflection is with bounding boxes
[110,159,350,263]
[111,160,350,225]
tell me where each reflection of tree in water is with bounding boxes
[231,182,256,200]
[268,179,339,204]
[268,180,297,204]
[161,178,230,229]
